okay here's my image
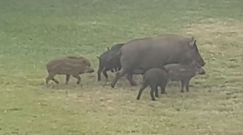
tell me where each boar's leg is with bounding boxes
[65,74,70,84]
[150,85,157,101]
[97,66,103,81]
[46,75,51,84]
[111,67,135,88]
[160,82,167,94]
[102,69,109,80]
[180,80,186,93]
[114,65,121,72]
[110,68,114,72]
[72,74,81,84]
[185,79,191,92]
[46,74,59,84]
[52,78,59,84]
[162,79,168,94]
[111,69,127,88]
[126,73,137,86]
[117,66,121,71]
[155,85,159,98]
[136,83,148,100]
[113,67,118,72]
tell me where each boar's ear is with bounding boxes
[96,56,100,59]
[107,47,110,51]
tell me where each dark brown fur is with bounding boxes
[46,56,94,85]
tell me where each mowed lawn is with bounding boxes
[0,0,243,135]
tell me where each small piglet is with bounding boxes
[46,56,94,85]
[137,68,168,101]
[164,62,205,92]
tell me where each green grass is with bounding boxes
[0,0,243,134]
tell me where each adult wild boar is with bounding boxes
[46,56,94,85]
[111,34,205,88]
[97,43,124,81]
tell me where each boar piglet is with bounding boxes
[164,61,205,92]
[137,68,168,101]
[46,56,94,85]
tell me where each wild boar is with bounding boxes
[164,61,205,92]
[136,68,168,101]
[111,34,205,88]
[46,56,94,85]
[97,43,124,81]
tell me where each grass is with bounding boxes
[0,0,243,134]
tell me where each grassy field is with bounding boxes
[0,0,243,134]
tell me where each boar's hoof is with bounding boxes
[161,91,167,94]
[151,98,156,101]
[111,83,115,88]
[130,81,137,86]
